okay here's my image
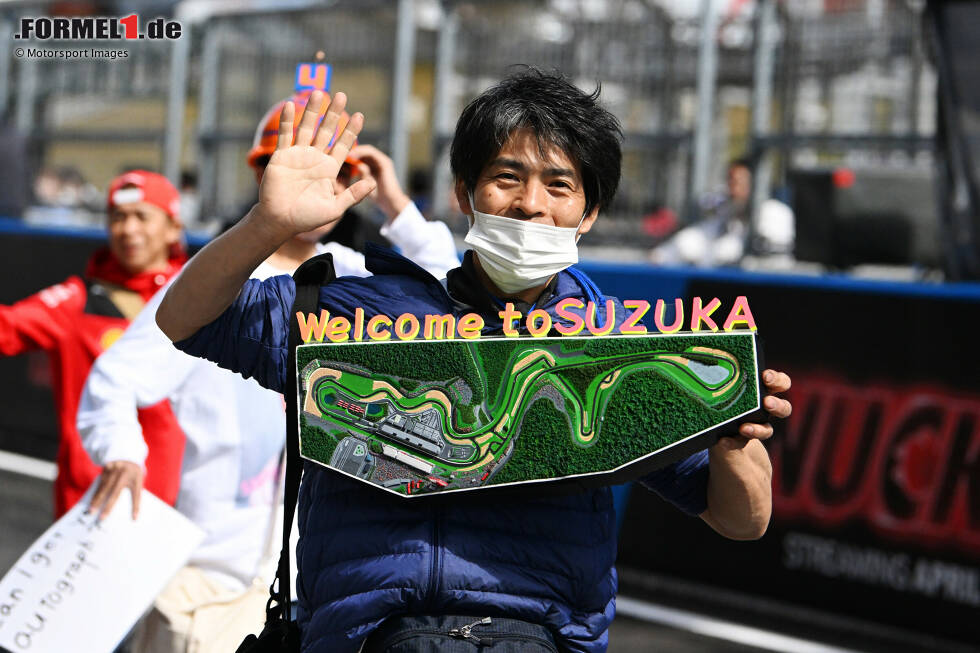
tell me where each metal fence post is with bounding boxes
[690,0,721,216]
[749,0,778,247]
[390,0,416,187]
[908,15,924,146]
[163,23,192,184]
[197,20,222,221]
[0,17,12,118]
[14,52,36,133]
[431,1,458,218]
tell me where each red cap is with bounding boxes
[107,170,181,225]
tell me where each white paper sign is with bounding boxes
[0,485,205,653]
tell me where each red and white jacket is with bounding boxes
[0,247,187,517]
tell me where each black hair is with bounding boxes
[450,67,623,215]
[728,157,752,172]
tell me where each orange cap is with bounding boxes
[247,91,361,171]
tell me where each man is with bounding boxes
[77,93,459,653]
[0,170,185,517]
[650,158,794,266]
[156,72,790,652]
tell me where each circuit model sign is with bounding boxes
[297,332,763,497]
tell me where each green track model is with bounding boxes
[297,332,762,497]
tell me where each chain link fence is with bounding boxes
[756,0,938,267]
[3,3,178,223]
[434,1,704,246]
[195,1,401,226]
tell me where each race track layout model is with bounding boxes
[297,332,762,497]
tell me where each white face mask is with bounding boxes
[464,195,585,294]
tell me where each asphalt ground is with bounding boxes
[8,452,979,653]
[0,465,785,652]
[0,467,53,573]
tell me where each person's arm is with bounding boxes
[639,368,789,540]
[350,144,461,278]
[0,277,85,355]
[381,203,460,278]
[156,91,375,343]
[320,242,370,278]
[638,449,710,516]
[79,283,197,519]
[173,274,297,393]
[699,369,790,540]
[349,144,411,225]
[648,225,706,267]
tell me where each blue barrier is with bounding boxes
[0,216,212,249]
[8,214,980,302]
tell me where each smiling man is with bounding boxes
[0,170,186,517]
[156,70,790,653]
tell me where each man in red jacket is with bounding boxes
[0,170,187,517]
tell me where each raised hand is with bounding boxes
[349,144,411,222]
[255,90,377,239]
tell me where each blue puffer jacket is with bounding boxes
[177,246,709,653]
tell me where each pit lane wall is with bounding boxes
[3,221,979,646]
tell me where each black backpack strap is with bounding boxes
[271,253,337,637]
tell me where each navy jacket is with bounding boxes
[177,247,709,653]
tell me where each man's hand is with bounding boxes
[701,369,791,540]
[158,90,378,344]
[254,91,377,239]
[710,368,791,457]
[349,144,411,222]
[737,368,792,440]
[88,460,143,521]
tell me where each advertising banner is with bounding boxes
[616,274,980,647]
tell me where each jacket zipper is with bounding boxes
[381,627,558,651]
[458,631,560,651]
